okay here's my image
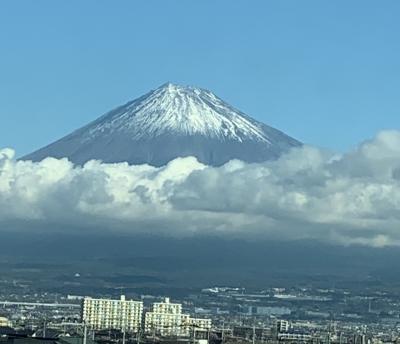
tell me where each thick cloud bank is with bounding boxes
[2,130,400,247]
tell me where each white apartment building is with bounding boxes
[188,317,212,331]
[82,295,143,332]
[0,316,10,327]
[276,319,289,333]
[145,298,211,337]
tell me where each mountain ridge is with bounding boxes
[22,83,301,166]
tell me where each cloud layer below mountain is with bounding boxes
[2,130,400,247]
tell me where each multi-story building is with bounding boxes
[145,298,211,337]
[277,320,290,333]
[188,317,212,332]
[278,333,312,342]
[145,298,188,337]
[82,295,143,333]
[0,316,10,327]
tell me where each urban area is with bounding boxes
[1,284,400,344]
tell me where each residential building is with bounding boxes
[82,295,143,332]
[145,298,211,337]
[277,320,289,333]
[0,316,10,327]
[188,317,212,331]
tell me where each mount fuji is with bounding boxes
[22,83,301,166]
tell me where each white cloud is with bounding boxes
[2,130,400,247]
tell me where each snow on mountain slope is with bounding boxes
[22,83,301,166]
[86,83,270,142]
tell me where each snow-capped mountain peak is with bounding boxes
[22,82,301,166]
[86,82,271,143]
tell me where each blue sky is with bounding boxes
[1,0,399,156]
